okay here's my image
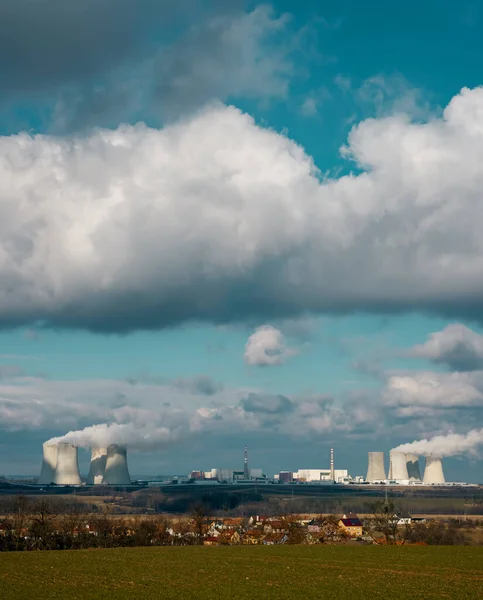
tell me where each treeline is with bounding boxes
[0,497,479,552]
[0,497,191,552]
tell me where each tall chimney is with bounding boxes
[330,448,335,481]
[243,445,249,480]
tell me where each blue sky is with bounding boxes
[1,0,483,482]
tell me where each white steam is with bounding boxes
[392,428,483,458]
[47,422,178,451]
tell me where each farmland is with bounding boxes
[1,545,482,600]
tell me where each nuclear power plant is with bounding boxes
[389,451,409,481]
[363,451,451,485]
[37,442,131,486]
[104,445,131,485]
[406,453,422,481]
[34,439,456,489]
[366,452,386,482]
[87,447,108,485]
[53,443,82,485]
[423,455,446,484]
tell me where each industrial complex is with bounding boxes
[31,441,473,488]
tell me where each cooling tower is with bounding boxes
[38,443,58,484]
[389,451,409,480]
[366,452,386,481]
[103,444,131,485]
[406,453,422,481]
[423,455,445,484]
[86,447,108,484]
[53,443,82,485]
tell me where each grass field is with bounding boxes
[1,546,482,600]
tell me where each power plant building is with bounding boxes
[293,469,348,482]
[423,455,445,484]
[388,451,409,481]
[53,443,82,485]
[87,447,108,485]
[103,445,131,485]
[406,453,422,481]
[38,443,58,485]
[366,452,386,482]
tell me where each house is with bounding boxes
[203,536,219,546]
[243,529,264,545]
[338,515,363,538]
[263,520,288,534]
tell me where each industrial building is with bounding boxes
[87,447,108,485]
[292,469,349,483]
[53,443,82,485]
[389,451,409,481]
[423,455,445,484]
[406,453,422,481]
[38,443,58,485]
[203,468,264,482]
[103,444,131,485]
[366,452,386,482]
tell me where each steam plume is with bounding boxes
[392,428,483,458]
[47,422,177,451]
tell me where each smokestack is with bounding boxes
[423,455,445,484]
[389,451,409,480]
[243,445,249,480]
[87,447,107,485]
[330,448,335,481]
[406,453,422,481]
[38,443,58,485]
[53,443,82,485]
[104,444,131,485]
[366,452,386,482]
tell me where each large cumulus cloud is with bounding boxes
[409,323,483,371]
[2,88,483,331]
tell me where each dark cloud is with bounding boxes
[409,324,483,372]
[172,375,224,396]
[241,392,294,414]
[0,0,208,93]
[0,1,294,132]
[152,5,294,119]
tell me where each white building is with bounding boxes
[293,469,349,483]
[203,467,263,481]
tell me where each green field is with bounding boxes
[1,546,482,600]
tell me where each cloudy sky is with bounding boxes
[1,0,483,481]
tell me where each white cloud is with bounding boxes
[382,370,483,408]
[244,325,297,366]
[0,374,378,451]
[409,323,483,371]
[3,88,483,331]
